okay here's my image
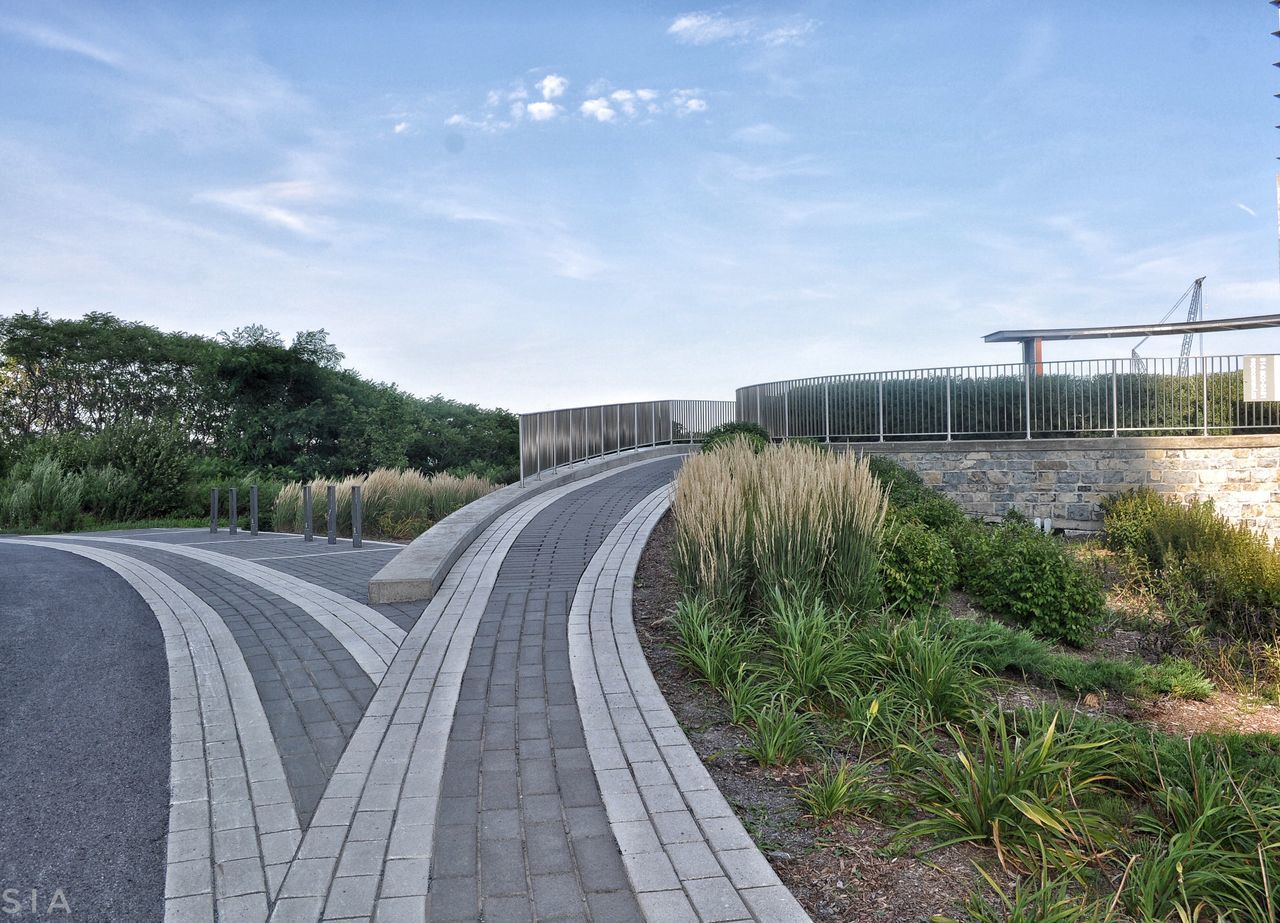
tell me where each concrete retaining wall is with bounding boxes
[850,435,1280,540]
[368,445,690,604]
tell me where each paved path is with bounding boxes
[0,456,808,923]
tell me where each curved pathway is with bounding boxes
[0,455,809,923]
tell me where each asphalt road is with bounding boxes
[0,543,168,922]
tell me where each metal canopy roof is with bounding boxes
[984,314,1280,344]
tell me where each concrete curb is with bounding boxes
[368,446,693,604]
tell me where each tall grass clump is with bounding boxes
[672,437,757,613]
[1103,487,1280,638]
[273,468,494,540]
[673,440,886,615]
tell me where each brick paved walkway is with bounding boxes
[0,454,810,923]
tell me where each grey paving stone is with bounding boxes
[685,875,752,922]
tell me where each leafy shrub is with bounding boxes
[867,454,968,532]
[955,516,1105,645]
[880,516,958,616]
[1103,488,1280,637]
[701,421,770,454]
[1136,657,1214,700]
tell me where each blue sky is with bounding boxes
[1,2,1278,411]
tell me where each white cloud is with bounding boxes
[1236,202,1258,217]
[527,101,558,121]
[445,113,467,126]
[668,11,814,47]
[732,123,790,144]
[610,90,636,116]
[668,12,754,45]
[635,88,658,101]
[393,121,410,134]
[580,98,616,122]
[194,180,332,238]
[537,74,568,100]
[672,89,708,116]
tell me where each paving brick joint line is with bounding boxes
[2,451,811,923]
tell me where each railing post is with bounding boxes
[1202,359,1210,436]
[303,485,313,542]
[1024,366,1033,440]
[783,389,790,440]
[669,401,675,444]
[250,486,259,536]
[1111,360,1119,437]
[633,404,639,452]
[209,488,218,533]
[945,371,953,441]
[755,390,761,430]
[877,376,885,442]
[228,487,238,535]
[351,485,362,549]
[651,402,657,446]
[326,485,337,545]
[518,415,526,487]
[823,381,831,443]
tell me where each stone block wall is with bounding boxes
[848,435,1280,541]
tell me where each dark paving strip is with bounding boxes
[428,458,682,923]
[252,550,424,632]
[57,540,375,828]
[0,544,168,922]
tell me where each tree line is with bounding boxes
[0,311,518,526]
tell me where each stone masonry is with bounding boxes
[853,434,1280,540]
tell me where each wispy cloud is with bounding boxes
[445,75,706,131]
[194,180,336,238]
[0,16,122,66]
[667,11,815,48]
[732,123,791,145]
[1236,202,1258,217]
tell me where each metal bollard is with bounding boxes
[229,487,238,535]
[326,485,337,545]
[209,488,219,533]
[250,486,259,536]
[303,485,313,542]
[351,485,362,549]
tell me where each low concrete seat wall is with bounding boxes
[368,446,690,604]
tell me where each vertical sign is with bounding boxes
[1244,355,1280,402]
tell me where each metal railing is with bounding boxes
[519,399,736,481]
[736,355,1280,442]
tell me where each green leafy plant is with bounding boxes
[880,515,958,616]
[741,698,813,767]
[954,516,1105,645]
[935,859,1119,923]
[763,589,861,709]
[670,596,757,691]
[795,759,895,821]
[899,709,1118,871]
[850,617,988,725]
[701,421,771,453]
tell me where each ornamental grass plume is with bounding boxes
[672,437,886,617]
[672,436,757,614]
[272,467,494,541]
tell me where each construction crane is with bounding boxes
[1130,276,1205,375]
